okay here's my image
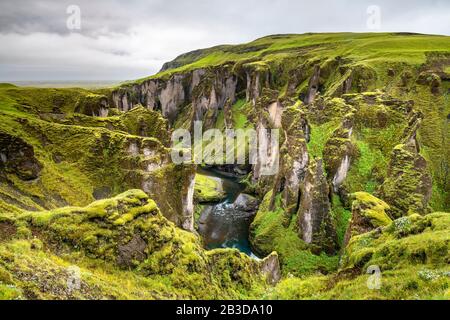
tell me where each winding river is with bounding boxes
[197,167,259,258]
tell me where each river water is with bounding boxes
[197,168,258,258]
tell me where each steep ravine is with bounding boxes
[196,167,259,257]
[0,33,449,299]
[108,33,449,276]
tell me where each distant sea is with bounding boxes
[8,80,124,89]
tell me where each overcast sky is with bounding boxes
[0,0,449,81]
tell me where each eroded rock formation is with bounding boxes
[0,131,42,181]
[343,192,392,246]
[297,159,338,254]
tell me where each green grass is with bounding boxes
[232,99,251,129]
[307,121,339,159]
[268,212,450,300]
[331,195,352,247]
[134,33,450,83]
[250,192,339,276]
[268,265,450,300]
[344,140,386,194]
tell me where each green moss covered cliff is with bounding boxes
[1,33,449,300]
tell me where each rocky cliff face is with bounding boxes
[0,132,42,181]
[323,114,356,194]
[0,87,194,231]
[297,159,338,254]
[377,142,432,217]
[271,104,309,225]
[343,192,392,246]
[112,66,239,129]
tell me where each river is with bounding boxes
[196,167,259,258]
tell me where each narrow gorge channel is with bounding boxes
[196,167,259,258]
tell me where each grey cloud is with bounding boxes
[0,0,449,81]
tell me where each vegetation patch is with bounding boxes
[194,174,226,203]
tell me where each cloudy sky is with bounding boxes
[0,0,449,81]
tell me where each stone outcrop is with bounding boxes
[343,192,393,246]
[376,114,432,218]
[417,71,442,94]
[323,113,357,193]
[341,212,449,271]
[305,65,321,104]
[0,112,194,230]
[297,159,338,254]
[0,131,42,181]
[259,252,281,285]
[245,64,271,105]
[377,143,432,218]
[112,67,239,129]
[271,104,309,224]
[74,94,109,117]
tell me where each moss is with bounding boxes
[409,85,450,212]
[193,204,205,223]
[119,105,171,145]
[0,86,96,116]
[0,283,22,300]
[73,93,109,116]
[250,191,339,276]
[268,264,449,300]
[0,190,270,299]
[342,212,450,270]
[215,109,225,130]
[351,192,393,227]
[268,212,450,300]
[134,33,450,83]
[307,121,339,159]
[343,140,387,194]
[376,143,433,218]
[194,174,226,203]
[0,239,178,300]
[231,99,252,130]
[331,195,352,247]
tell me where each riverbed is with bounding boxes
[196,167,259,258]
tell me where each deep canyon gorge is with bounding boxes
[0,33,449,299]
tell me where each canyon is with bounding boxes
[0,32,449,299]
